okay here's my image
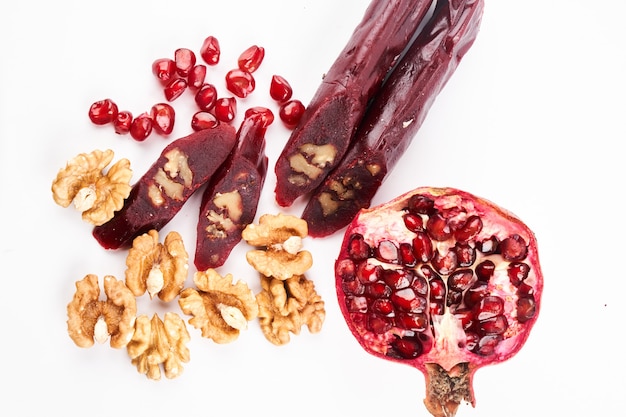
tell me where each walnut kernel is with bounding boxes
[52,149,132,226]
[125,230,189,302]
[178,269,258,344]
[126,313,190,380]
[66,274,137,349]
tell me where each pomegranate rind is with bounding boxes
[335,186,543,415]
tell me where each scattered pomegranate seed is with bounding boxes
[214,97,237,123]
[152,58,177,85]
[279,99,305,128]
[200,36,220,65]
[238,45,265,73]
[225,69,255,98]
[269,75,293,102]
[88,99,118,125]
[174,48,196,77]
[188,65,207,89]
[113,110,133,135]
[245,106,275,128]
[164,78,188,101]
[150,103,175,135]
[195,83,218,111]
[191,111,219,131]
[130,112,153,141]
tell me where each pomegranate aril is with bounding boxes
[357,262,382,284]
[368,314,393,334]
[477,235,500,254]
[342,278,365,296]
[130,112,153,141]
[195,83,218,111]
[508,261,530,286]
[365,282,392,299]
[396,312,428,332]
[454,309,474,330]
[269,75,293,102]
[431,249,458,275]
[454,215,483,242]
[174,48,196,77]
[392,288,427,313]
[399,242,417,267]
[429,276,446,303]
[200,36,220,65]
[150,103,175,135]
[516,296,536,323]
[407,194,435,215]
[474,334,502,356]
[188,65,207,89]
[500,234,528,261]
[454,243,476,267]
[410,275,429,296]
[238,45,265,73]
[225,69,256,98]
[346,296,368,313]
[214,97,237,123]
[447,290,463,306]
[164,78,188,101]
[113,110,133,135]
[475,260,495,281]
[152,58,176,85]
[245,107,275,128]
[426,213,451,241]
[403,212,424,232]
[463,332,479,351]
[191,111,219,131]
[474,295,504,320]
[279,99,305,128]
[375,240,398,262]
[88,99,118,125]
[371,298,394,316]
[478,315,508,335]
[412,231,433,262]
[390,336,423,359]
[464,280,489,308]
[448,269,475,292]
[382,269,412,290]
[347,233,371,260]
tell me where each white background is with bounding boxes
[1,1,624,416]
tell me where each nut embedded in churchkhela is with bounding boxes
[51,149,132,226]
[126,312,191,380]
[242,213,313,280]
[125,230,189,302]
[66,274,137,349]
[178,268,259,344]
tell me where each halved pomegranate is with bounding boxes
[334,187,542,417]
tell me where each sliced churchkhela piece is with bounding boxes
[302,0,485,238]
[273,0,435,207]
[93,124,238,249]
[194,113,269,270]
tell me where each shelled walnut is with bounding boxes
[51,149,132,226]
[256,274,325,346]
[178,269,258,344]
[67,274,137,349]
[242,213,313,280]
[125,230,188,302]
[126,313,190,380]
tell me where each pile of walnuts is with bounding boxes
[64,209,325,380]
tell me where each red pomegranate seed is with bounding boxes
[188,65,207,89]
[174,48,196,77]
[279,99,305,128]
[382,269,411,290]
[348,233,371,260]
[225,69,255,98]
[200,36,220,65]
[244,106,275,128]
[412,231,433,263]
[365,282,392,299]
[191,111,219,131]
[213,97,237,123]
[269,75,293,102]
[88,99,118,125]
[150,103,175,135]
[130,112,153,141]
[407,194,436,215]
[372,299,394,316]
[398,242,417,267]
[475,260,495,281]
[164,78,187,101]
[152,58,176,85]
[454,215,483,242]
[432,249,458,275]
[403,213,424,232]
[508,262,530,286]
[516,296,536,323]
[113,110,133,135]
[426,213,452,241]
[500,234,528,261]
[195,83,218,111]
[237,45,265,73]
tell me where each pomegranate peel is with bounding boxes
[334,187,543,416]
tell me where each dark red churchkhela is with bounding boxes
[194,112,270,270]
[303,0,484,238]
[93,124,237,249]
[335,185,542,417]
[273,0,435,207]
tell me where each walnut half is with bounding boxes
[52,149,132,226]
[66,274,137,349]
[178,269,258,344]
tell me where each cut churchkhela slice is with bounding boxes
[194,112,269,270]
[302,0,484,238]
[273,0,435,207]
[93,124,238,249]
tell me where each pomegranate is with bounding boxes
[334,187,542,417]
[278,99,305,128]
[269,75,293,102]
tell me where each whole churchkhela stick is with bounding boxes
[194,113,269,270]
[273,0,435,207]
[302,0,485,238]
[93,124,238,249]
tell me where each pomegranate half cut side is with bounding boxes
[334,187,543,417]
